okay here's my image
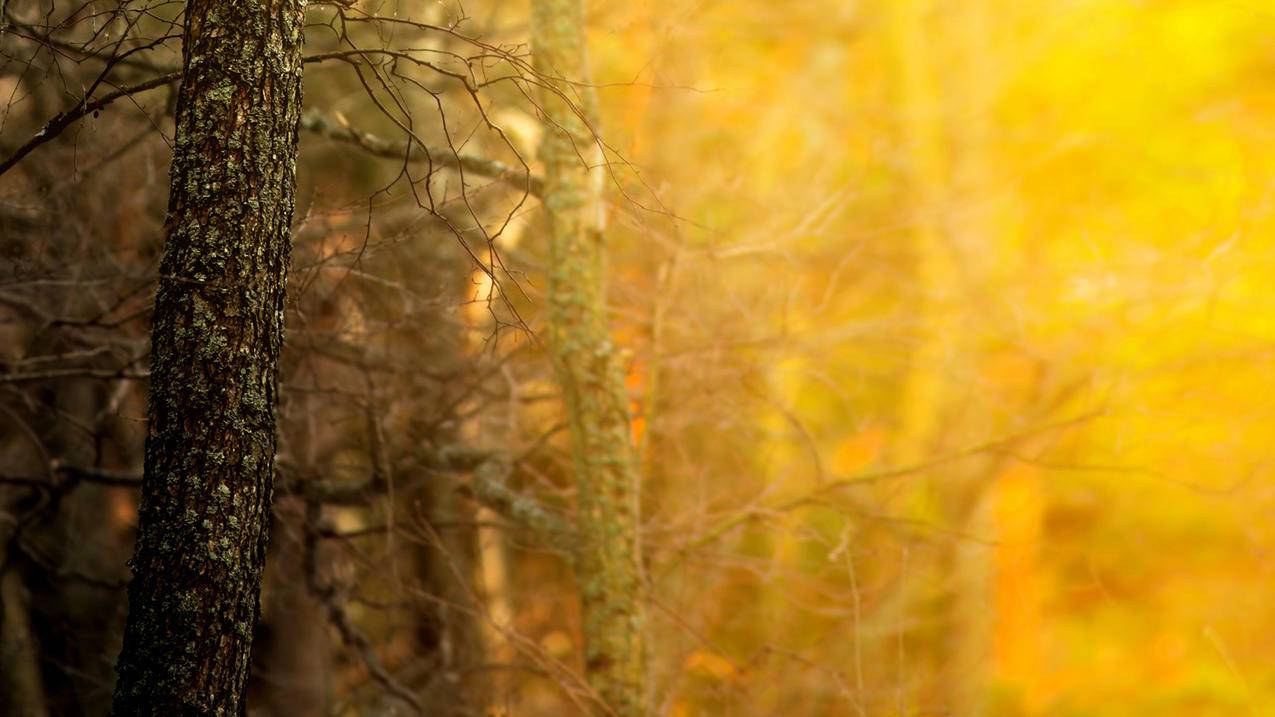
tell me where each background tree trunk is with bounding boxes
[532,1,647,715]
[111,0,304,713]
[1,545,49,717]
[888,2,1013,714]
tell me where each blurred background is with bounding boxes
[3,0,1275,715]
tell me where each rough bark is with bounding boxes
[531,2,646,715]
[111,0,305,713]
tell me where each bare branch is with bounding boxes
[0,71,180,178]
[0,367,149,384]
[299,108,544,197]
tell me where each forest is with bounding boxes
[2,0,1274,715]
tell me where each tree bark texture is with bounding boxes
[531,2,646,715]
[111,0,304,713]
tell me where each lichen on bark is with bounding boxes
[532,1,647,715]
[111,0,305,714]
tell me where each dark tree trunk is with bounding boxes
[111,0,305,713]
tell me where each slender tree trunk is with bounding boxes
[111,0,304,713]
[531,2,646,715]
[1,550,49,717]
[889,2,1006,714]
[889,0,957,469]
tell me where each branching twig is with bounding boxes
[300,108,544,197]
[0,71,180,178]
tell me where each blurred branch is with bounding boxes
[0,368,149,384]
[289,446,574,545]
[281,446,493,505]
[300,108,544,198]
[52,462,145,487]
[16,448,571,543]
[301,502,425,715]
[1,22,180,74]
[0,47,546,187]
[663,410,1104,571]
[463,459,574,550]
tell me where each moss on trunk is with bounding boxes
[532,1,646,715]
[111,1,304,713]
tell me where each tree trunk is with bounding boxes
[1,548,49,717]
[888,2,1004,714]
[111,0,304,713]
[531,2,646,715]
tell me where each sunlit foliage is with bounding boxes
[584,1,1275,715]
[5,0,1275,714]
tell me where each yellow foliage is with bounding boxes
[681,650,738,683]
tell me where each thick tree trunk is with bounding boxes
[531,2,646,716]
[111,0,304,713]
